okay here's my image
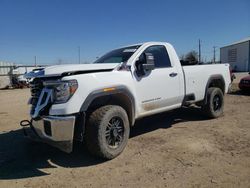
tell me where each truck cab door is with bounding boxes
[132,45,183,118]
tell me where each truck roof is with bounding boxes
[121,41,171,48]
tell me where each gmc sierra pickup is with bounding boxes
[21,42,231,159]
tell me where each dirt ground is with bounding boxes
[0,83,250,188]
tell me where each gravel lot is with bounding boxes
[0,81,249,188]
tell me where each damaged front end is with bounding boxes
[20,73,77,153]
[20,116,75,153]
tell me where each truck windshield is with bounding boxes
[94,45,141,64]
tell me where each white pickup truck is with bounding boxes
[21,42,231,159]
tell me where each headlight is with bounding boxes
[44,80,78,104]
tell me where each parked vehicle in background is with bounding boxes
[0,66,45,89]
[24,67,45,83]
[20,42,231,159]
[11,75,29,88]
[239,73,250,92]
[11,68,45,89]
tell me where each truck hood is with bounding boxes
[24,63,119,79]
[44,63,119,75]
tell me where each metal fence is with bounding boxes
[0,61,46,88]
[0,61,15,75]
[0,62,41,76]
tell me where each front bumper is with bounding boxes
[239,83,250,90]
[22,115,76,153]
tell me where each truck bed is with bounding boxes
[182,63,231,102]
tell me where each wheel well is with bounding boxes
[86,93,135,126]
[203,75,225,105]
[207,78,225,94]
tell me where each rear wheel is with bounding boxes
[85,105,130,159]
[202,87,224,118]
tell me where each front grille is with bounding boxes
[30,78,43,115]
[242,80,250,84]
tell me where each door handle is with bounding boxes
[169,72,178,77]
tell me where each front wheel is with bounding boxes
[85,105,130,159]
[202,87,224,118]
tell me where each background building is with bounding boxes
[220,37,250,72]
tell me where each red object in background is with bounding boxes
[239,74,250,91]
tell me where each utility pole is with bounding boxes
[213,46,216,63]
[34,56,37,67]
[198,39,201,63]
[78,46,81,64]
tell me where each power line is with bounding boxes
[213,46,217,63]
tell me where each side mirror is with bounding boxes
[143,53,155,71]
[135,53,155,76]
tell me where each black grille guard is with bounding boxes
[30,88,53,118]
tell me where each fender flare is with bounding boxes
[203,74,225,104]
[80,85,136,125]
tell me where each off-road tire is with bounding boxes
[202,87,224,118]
[85,105,130,159]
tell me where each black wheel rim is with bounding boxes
[105,117,124,149]
[213,95,222,112]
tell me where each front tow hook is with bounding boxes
[20,120,32,127]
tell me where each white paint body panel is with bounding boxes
[128,42,185,118]
[49,71,136,116]
[183,64,231,101]
[46,42,231,120]
[44,63,119,75]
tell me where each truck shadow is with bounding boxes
[228,90,250,96]
[130,107,207,138]
[0,107,207,180]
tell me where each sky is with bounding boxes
[0,0,249,65]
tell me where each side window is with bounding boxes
[144,45,171,68]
